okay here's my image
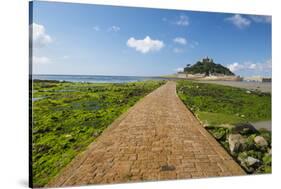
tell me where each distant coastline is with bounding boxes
[196,80,272,93]
[32,74,166,83]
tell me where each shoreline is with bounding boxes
[196,80,271,93]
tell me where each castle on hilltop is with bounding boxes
[177,57,242,81]
[201,56,213,64]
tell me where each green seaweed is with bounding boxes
[32,80,165,187]
[176,80,271,125]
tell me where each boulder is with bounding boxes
[228,134,246,154]
[239,156,261,173]
[245,156,260,167]
[234,123,257,135]
[254,136,268,147]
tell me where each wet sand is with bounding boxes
[251,121,272,131]
[196,80,271,93]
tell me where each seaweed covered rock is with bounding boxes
[228,134,246,154]
[234,123,257,135]
[254,136,268,148]
[244,134,257,151]
[245,156,261,167]
[206,125,272,174]
[206,126,228,140]
[239,155,261,173]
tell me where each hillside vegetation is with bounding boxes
[183,58,234,76]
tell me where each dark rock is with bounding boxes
[234,123,258,135]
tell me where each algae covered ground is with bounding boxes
[31,80,165,187]
[176,80,271,174]
[176,80,271,126]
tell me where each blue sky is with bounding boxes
[31,1,272,77]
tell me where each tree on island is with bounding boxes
[183,57,234,76]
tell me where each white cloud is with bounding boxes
[249,63,257,69]
[33,56,50,64]
[245,60,272,71]
[173,48,184,53]
[227,59,272,74]
[127,36,164,54]
[93,26,100,31]
[176,15,189,26]
[225,14,251,29]
[108,25,120,32]
[250,15,271,23]
[227,62,244,72]
[31,23,52,48]
[173,37,187,45]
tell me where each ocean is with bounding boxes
[32,74,166,83]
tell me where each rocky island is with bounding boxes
[177,57,242,81]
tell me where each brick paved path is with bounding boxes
[47,81,244,187]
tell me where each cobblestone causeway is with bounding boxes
[47,81,245,187]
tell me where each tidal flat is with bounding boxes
[196,80,272,93]
[31,80,165,187]
[176,80,271,126]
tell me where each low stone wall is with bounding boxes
[176,73,242,81]
[198,76,243,81]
